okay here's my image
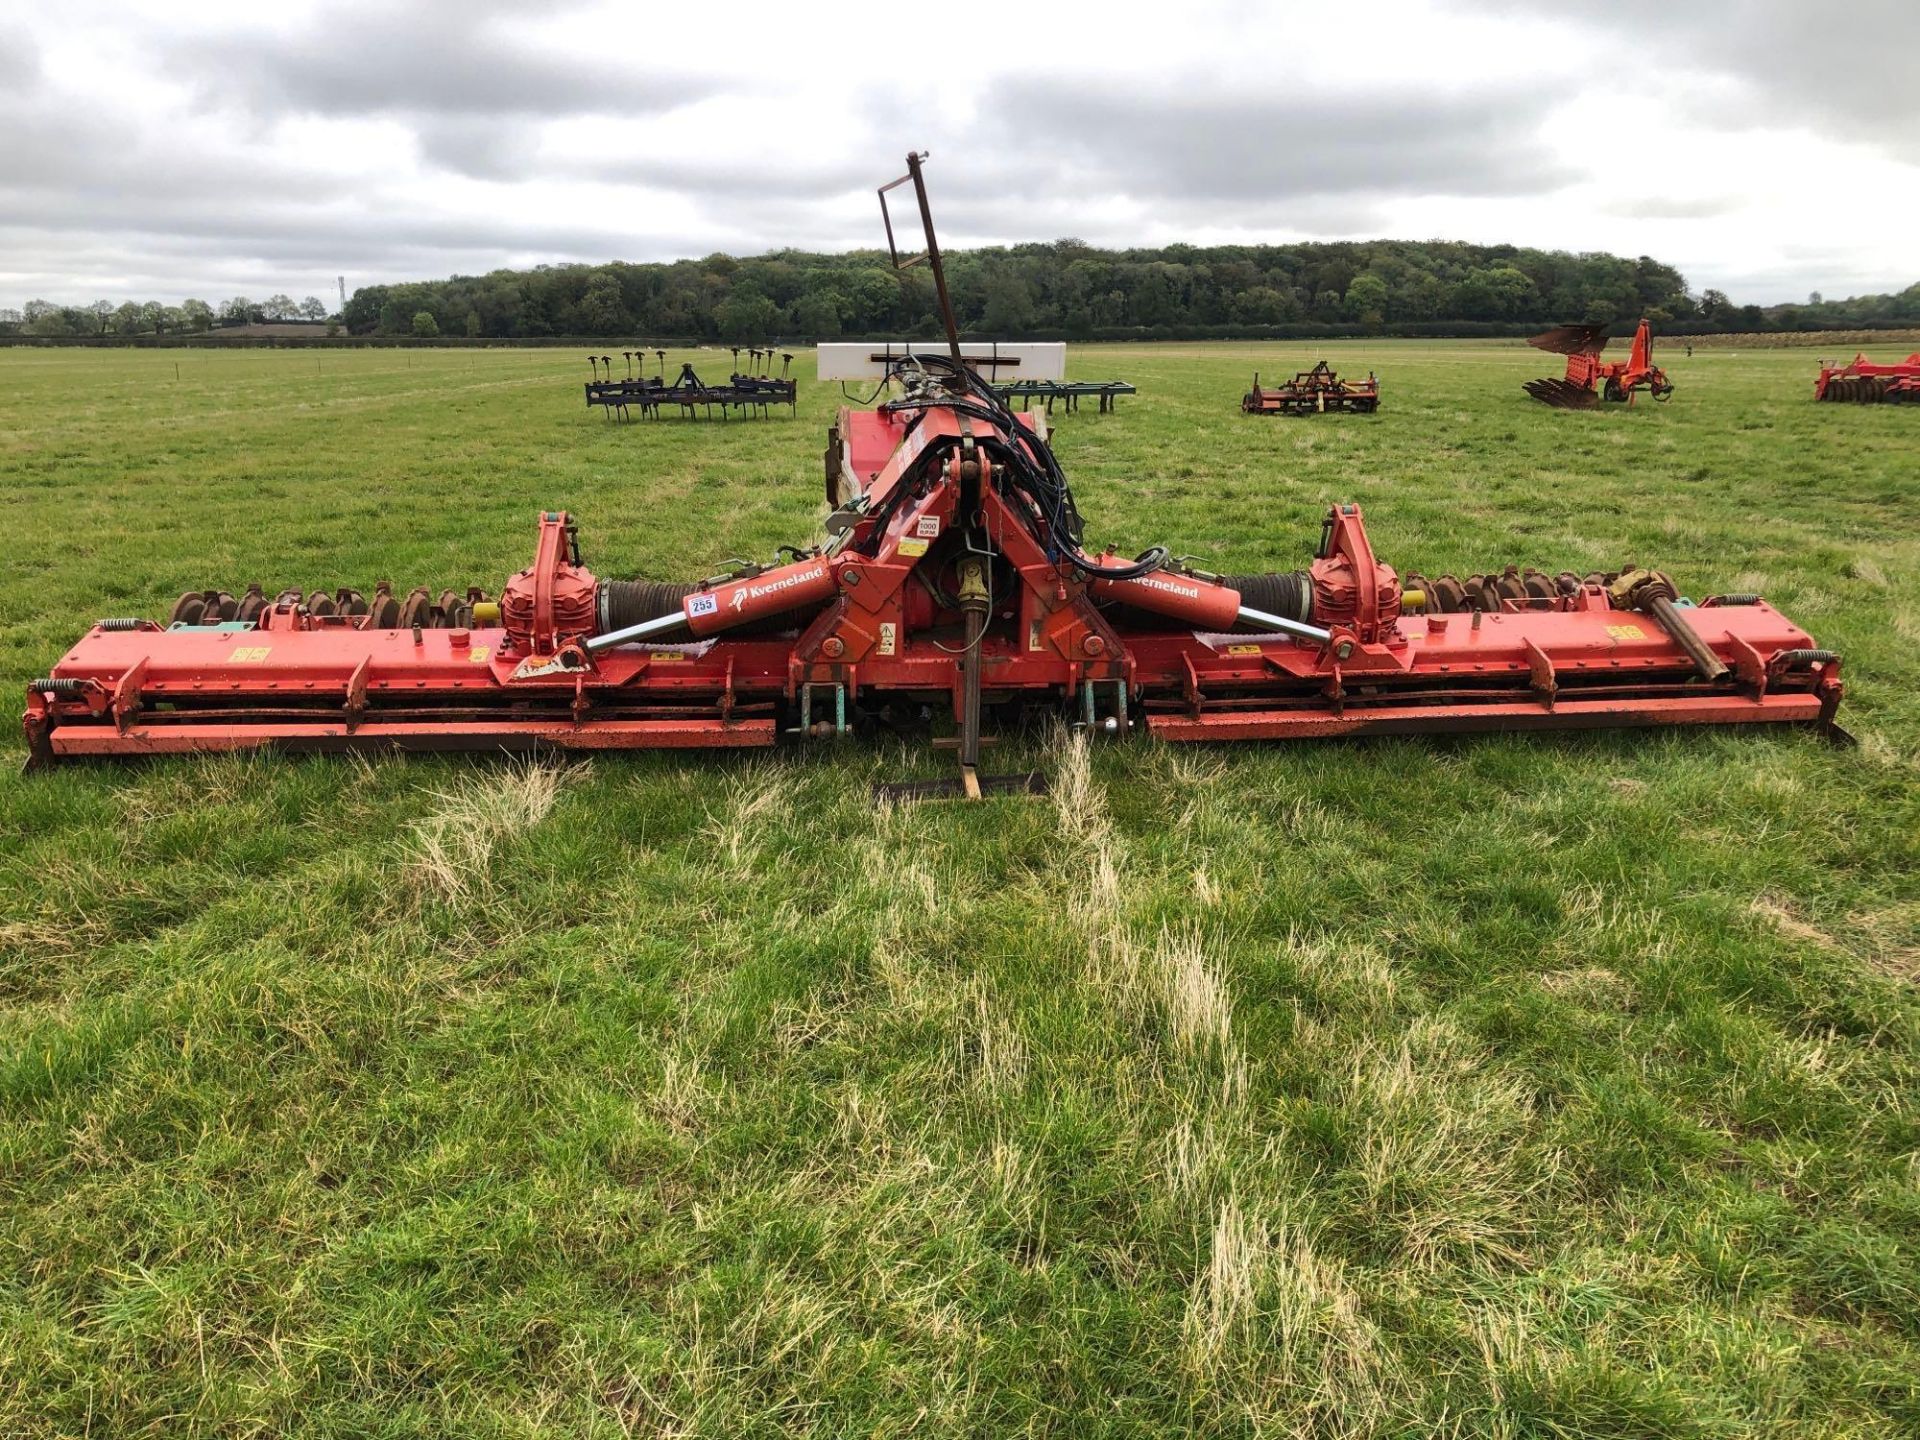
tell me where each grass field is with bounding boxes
[2,340,1917,1437]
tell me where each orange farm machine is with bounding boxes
[1814,352,1920,404]
[24,157,1845,795]
[1243,361,1380,415]
[1524,318,1673,408]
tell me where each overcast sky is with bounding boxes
[3,0,1916,308]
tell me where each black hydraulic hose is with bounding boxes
[885,355,1171,581]
[1222,572,1315,627]
[598,579,699,631]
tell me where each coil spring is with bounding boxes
[1774,649,1838,667]
[28,678,86,694]
[97,617,143,631]
[1707,593,1763,606]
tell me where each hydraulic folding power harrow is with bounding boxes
[24,156,1843,790]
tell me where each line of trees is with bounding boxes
[6,245,1916,343]
[0,294,332,338]
[333,243,1920,341]
[335,241,1706,342]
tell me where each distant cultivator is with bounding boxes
[585,346,797,419]
[1242,361,1381,415]
[1814,351,1920,404]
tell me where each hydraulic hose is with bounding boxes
[1222,572,1314,629]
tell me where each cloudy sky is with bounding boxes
[2,0,1916,308]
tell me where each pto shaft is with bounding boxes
[1610,570,1729,683]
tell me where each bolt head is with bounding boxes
[821,636,845,658]
[1082,634,1105,655]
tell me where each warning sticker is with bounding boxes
[1606,624,1646,640]
[1226,644,1263,656]
[469,646,491,664]
[878,622,897,656]
[231,646,272,663]
[688,593,720,618]
[896,537,930,558]
[915,515,941,539]
[647,650,688,662]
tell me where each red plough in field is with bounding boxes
[1524,318,1674,408]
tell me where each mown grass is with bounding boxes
[1,341,1917,1437]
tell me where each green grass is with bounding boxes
[2,341,1917,1437]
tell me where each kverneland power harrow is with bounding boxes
[24,156,1844,792]
[1814,351,1920,404]
[1524,318,1673,408]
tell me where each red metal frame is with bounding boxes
[1814,352,1920,403]
[1525,318,1673,408]
[1243,361,1380,415]
[24,392,1842,769]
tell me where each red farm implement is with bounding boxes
[24,156,1844,795]
[1524,318,1673,409]
[1243,361,1380,415]
[1814,352,1920,404]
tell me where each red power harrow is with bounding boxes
[1524,318,1673,408]
[24,157,1843,793]
[1814,352,1920,404]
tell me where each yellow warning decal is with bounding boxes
[645,650,688,662]
[1606,624,1646,640]
[231,646,272,662]
[468,646,492,663]
[1227,644,1264,656]
[896,537,930,558]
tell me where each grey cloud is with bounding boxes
[0,192,683,268]
[172,3,714,122]
[412,115,542,181]
[1602,195,1744,221]
[1455,1,1920,163]
[153,1,719,181]
[2,4,1912,305]
[0,22,39,89]
[574,154,877,202]
[955,77,1578,203]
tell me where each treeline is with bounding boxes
[7,243,1917,342]
[331,243,1919,343]
[338,241,1705,341]
[0,294,334,338]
